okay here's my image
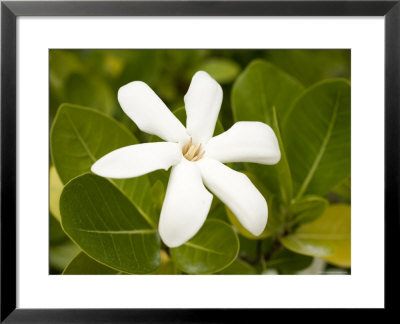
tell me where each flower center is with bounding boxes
[182,138,205,162]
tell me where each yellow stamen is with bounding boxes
[182,138,205,161]
[185,144,197,160]
[182,137,192,155]
[192,150,205,161]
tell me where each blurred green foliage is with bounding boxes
[50,49,350,136]
[49,49,351,275]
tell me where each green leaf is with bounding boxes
[198,58,241,84]
[332,177,351,202]
[267,248,313,274]
[217,259,256,274]
[50,240,80,273]
[117,50,163,86]
[112,177,159,228]
[63,252,119,275]
[283,80,351,199]
[50,104,158,228]
[288,195,329,226]
[232,59,305,125]
[266,49,351,87]
[319,205,351,268]
[65,73,116,116]
[49,166,63,222]
[170,219,239,274]
[51,103,136,183]
[281,204,351,268]
[49,213,69,245]
[231,60,303,202]
[207,201,229,222]
[150,180,165,215]
[60,174,161,274]
[268,106,293,203]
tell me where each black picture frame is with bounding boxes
[1,0,398,321]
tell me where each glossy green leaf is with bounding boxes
[150,180,165,215]
[51,104,136,183]
[170,219,239,274]
[268,106,293,203]
[283,80,351,199]
[112,177,159,228]
[51,104,158,227]
[60,174,161,274]
[217,259,256,274]
[232,60,303,202]
[232,59,305,125]
[281,204,351,267]
[288,195,329,226]
[296,257,327,275]
[267,248,313,274]
[319,205,351,268]
[198,58,241,84]
[63,252,119,275]
[49,213,69,245]
[49,166,63,222]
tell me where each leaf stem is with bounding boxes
[271,106,293,205]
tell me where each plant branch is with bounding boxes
[264,239,283,262]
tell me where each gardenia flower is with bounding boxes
[91,71,281,248]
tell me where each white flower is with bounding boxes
[91,71,281,248]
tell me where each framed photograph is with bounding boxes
[1,0,398,321]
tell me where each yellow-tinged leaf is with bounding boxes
[320,205,351,267]
[49,166,63,222]
[281,204,351,268]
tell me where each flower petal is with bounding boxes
[205,121,281,164]
[91,142,182,179]
[184,71,223,144]
[118,81,188,143]
[159,159,213,248]
[198,158,268,236]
